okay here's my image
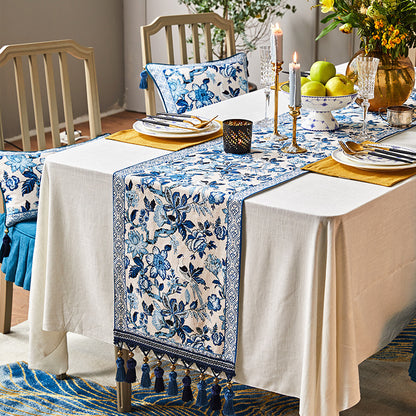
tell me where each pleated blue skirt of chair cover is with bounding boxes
[0,213,37,290]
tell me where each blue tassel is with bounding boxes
[196,377,208,407]
[181,371,193,402]
[154,364,165,392]
[115,356,126,382]
[223,386,235,415]
[167,365,178,396]
[209,380,222,411]
[0,230,11,262]
[125,353,137,383]
[140,358,151,388]
[140,70,148,89]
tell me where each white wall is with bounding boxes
[124,0,146,111]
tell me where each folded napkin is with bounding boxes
[106,126,223,152]
[302,156,416,186]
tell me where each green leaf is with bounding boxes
[315,20,340,41]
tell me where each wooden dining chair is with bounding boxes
[0,39,102,333]
[141,12,237,115]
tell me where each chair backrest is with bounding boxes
[141,12,236,115]
[0,39,102,151]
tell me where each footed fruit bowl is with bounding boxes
[280,83,357,131]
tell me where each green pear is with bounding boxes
[309,61,336,85]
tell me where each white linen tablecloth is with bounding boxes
[29,89,416,416]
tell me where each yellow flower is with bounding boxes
[339,23,353,33]
[374,19,384,29]
[320,0,334,13]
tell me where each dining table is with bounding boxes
[28,82,416,416]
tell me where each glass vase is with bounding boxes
[346,50,415,112]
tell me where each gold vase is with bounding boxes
[346,50,415,112]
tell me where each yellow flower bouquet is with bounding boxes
[316,0,416,60]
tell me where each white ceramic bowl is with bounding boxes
[280,83,357,131]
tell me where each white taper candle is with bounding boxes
[289,51,301,107]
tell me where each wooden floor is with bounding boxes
[9,110,144,327]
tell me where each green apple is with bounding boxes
[301,80,326,96]
[309,61,336,85]
[325,75,355,96]
[301,76,310,86]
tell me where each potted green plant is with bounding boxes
[177,0,296,59]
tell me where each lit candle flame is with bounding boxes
[293,51,298,63]
[271,22,282,34]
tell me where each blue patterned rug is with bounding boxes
[1,318,415,415]
[0,361,298,415]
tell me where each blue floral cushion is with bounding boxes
[0,136,106,228]
[145,53,249,113]
[0,147,64,227]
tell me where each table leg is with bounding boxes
[0,277,13,334]
[114,346,132,413]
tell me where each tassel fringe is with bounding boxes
[154,362,165,392]
[125,351,137,383]
[139,70,148,89]
[167,364,178,396]
[209,378,222,411]
[223,383,235,415]
[0,229,11,262]
[115,351,126,382]
[141,356,151,388]
[113,342,237,409]
[196,375,209,407]
[181,369,193,402]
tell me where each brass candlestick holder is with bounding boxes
[270,61,287,141]
[282,105,307,154]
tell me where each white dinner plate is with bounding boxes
[331,149,416,171]
[139,115,215,134]
[133,119,221,139]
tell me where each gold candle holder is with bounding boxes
[282,105,307,154]
[270,61,287,141]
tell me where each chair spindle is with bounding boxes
[28,55,47,150]
[13,56,31,150]
[43,53,61,148]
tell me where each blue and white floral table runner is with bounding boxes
[113,94,416,380]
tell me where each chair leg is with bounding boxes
[0,276,13,334]
[115,346,132,413]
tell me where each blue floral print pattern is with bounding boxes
[145,53,249,114]
[0,149,60,227]
[0,136,107,228]
[113,92,416,377]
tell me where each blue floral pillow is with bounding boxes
[0,136,107,228]
[145,53,249,113]
[0,147,64,227]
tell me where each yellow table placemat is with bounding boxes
[106,127,223,152]
[302,156,416,187]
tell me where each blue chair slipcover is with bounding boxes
[0,213,36,291]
